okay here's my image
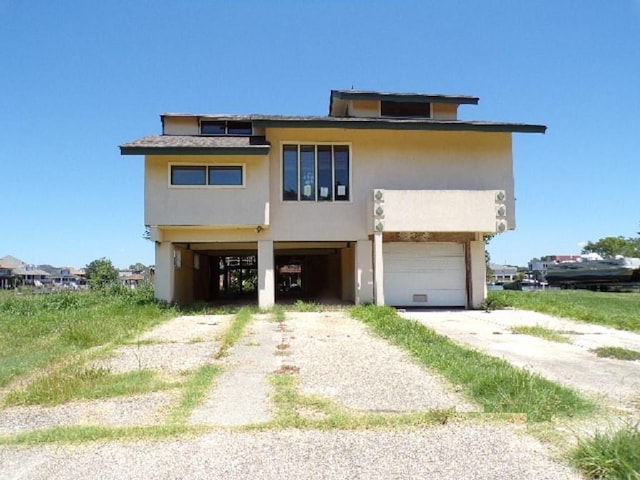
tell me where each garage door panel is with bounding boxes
[383,242,466,307]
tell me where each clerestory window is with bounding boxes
[282,144,350,202]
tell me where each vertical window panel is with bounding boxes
[300,145,316,201]
[334,146,350,201]
[317,146,333,201]
[283,145,299,200]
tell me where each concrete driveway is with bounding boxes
[3,309,631,479]
[402,309,640,411]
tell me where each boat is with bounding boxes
[545,257,640,287]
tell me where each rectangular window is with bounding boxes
[200,121,226,135]
[171,166,206,185]
[200,120,252,135]
[282,144,350,202]
[317,146,332,201]
[381,100,431,118]
[282,145,299,200]
[209,166,242,185]
[170,164,244,187]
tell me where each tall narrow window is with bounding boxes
[282,145,298,200]
[317,146,333,201]
[300,145,316,201]
[334,146,350,201]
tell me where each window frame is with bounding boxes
[380,100,432,118]
[280,143,352,203]
[168,163,246,188]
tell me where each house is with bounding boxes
[120,89,545,309]
[489,263,518,284]
[0,255,49,287]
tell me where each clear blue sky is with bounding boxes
[2,1,639,269]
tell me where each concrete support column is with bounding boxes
[258,240,275,309]
[373,232,385,306]
[355,239,373,304]
[469,240,487,309]
[155,242,175,303]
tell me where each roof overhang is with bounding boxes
[120,135,271,156]
[254,118,546,134]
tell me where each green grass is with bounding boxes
[488,290,640,332]
[590,346,640,361]
[215,307,254,358]
[0,424,208,445]
[265,372,457,430]
[350,305,596,422]
[4,367,176,407]
[570,424,640,479]
[510,325,572,343]
[166,364,224,424]
[0,288,177,389]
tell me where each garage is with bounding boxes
[383,242,467,307]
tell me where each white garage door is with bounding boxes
[383,242,466,307]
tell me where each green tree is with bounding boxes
[582,236,640,258]
[85,258,119,289]
[129,262,146,272]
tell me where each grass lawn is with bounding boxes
[488,289,640,332]
[0,286,177,390]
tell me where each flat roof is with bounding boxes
[331,89,480,105]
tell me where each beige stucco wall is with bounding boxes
[380,189,504,232]
[163,116,199,135]
[145,155,270,227]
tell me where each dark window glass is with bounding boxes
[209,166,243,185]
[334,146,349,201]
[283,145,298,200]
[200,121,226,134]
[317,146,332,201]
[380,100,431,118]
[171,166,206,185]
[300,145,315,201]
[227,121,252,135]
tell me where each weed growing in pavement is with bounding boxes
[265,372,458,431]
[510,325,572,343]
[486,290,640,332]
[166,364,224,425]
[590,346,640,361]
[0,424,209,445]
[350,305,596,422]
[570,423,640,479]
[215,307,254,359]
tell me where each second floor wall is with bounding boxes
[144,127,514,240]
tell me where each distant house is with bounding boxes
[121,88,545,309]
[0,255,50,287]
[489,263,518,284]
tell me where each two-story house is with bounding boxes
[121,89,545,309]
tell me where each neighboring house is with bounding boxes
[489,263,518,284]
[0,255,50,287]
[119,270,145,288]
[120,89,545,309]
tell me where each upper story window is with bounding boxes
[170,164,244,187]
[282,144,350,202]
[380,100,431,118]
[200,120,252,135]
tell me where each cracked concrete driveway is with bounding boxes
[4,309,635,479]
[403,309,640,411]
